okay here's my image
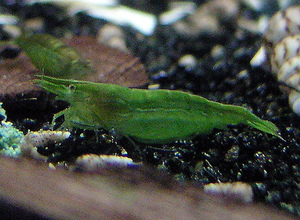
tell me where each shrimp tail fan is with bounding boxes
[246,118,284,141]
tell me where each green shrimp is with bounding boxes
[15,34,93,78]
[35,76,283,144]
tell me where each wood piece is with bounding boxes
[65,36,149,87]
[0,156,297,220]
[0,36,149,99]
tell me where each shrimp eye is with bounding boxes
[69,84,76,90]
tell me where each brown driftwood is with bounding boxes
[0,156,297,220]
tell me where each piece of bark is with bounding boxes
[0,156,297,220]
[65,36,149,87]
[0,53,40,97]
[0,36,148,99]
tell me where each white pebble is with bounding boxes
[250,46,267,67]
[75,5,157,35]
[20,130,71,160]
[178,54,197,69]
[159,2,196,25]
[75,154,142,171]
[204,182,253,203]
[289,90,300,115]
[97,24,128,52]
